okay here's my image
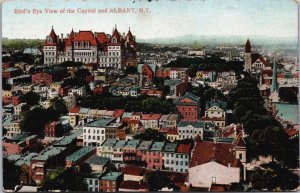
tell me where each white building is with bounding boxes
[178,121,206,140]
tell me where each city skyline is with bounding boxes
[3,0,298,39]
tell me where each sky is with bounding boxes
[2,0,298,39]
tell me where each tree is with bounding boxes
[79,163,92,178]
[146,171,176,191]
[3,157,21,190]
[49,97,68,115]
[20,91,40,106]
[133,129,167,141]
[41,167,88,191]
[250,163,299,191]
[125,66,137,74]
[203,87,224,101]
[20,106,59,135]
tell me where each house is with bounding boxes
[121,165,146,182]
[85,155,110,173]
[112,140,127,162]
[177,121,205,140]
[99,139,118,159]
[136,140,153,164]
[140,113,161,130]
[173,144,191,173]
[188,141,242,190]
[44,121,63,137]
[68,86,86,97]
[175,92,201,121]
[3,117,21,138]
[3,133,38,155]
[201,101,227,127]
[119,181,150,192]
[159,114,179,129]
[15,153,39,185]
[83,118,116,152]
[164,79,188,99]
[99,172,123,192]
[163,142,178,171]
[123,139,140,162]
[147,141,165,170]
[69,106,81,127]
[85,173,101,192]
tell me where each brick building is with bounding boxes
[175,92,201,121]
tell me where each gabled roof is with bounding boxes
[178,121,205,128]
[175,92,200,106]
[190,141,240,168]
[96,32,109,44]
[44,27,59,46]
[206,101,227,111]
[251,53,269,66]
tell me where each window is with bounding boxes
[239,153,243,160]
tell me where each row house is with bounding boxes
[99,139,118,159]
[163,143,191,173]
[159,114,179,129]
[99,172,123,192]
[123,139,140,162]
[156,67,189,82]
[140,113,161,130]
[44,121,63,137]
[112,140,127,162]
[3,117,21,138]
[175,92,201,121]
[31,68,67,86]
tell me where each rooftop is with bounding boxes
[178,121,205,128]
[66,146,95,163]
[137,140,153,150]
[84,118,115,128]
[100,172,122,181]
[163,142,178,152]
[86,155,110,166]
[53,129,83,147]
[114,140,127,148]
[150,141,165,151]
[124,139,140,148]
[33,147,66,161]
[101,139,118,147]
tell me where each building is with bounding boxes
[112,140,127,162]
[31,68,67,86]
[178,121,206,140]
[201,101,227,127]
[140,113,161,130]
[3,118,21,138]
[2,67,22,78]
[175,92,201,121]
[188,141,242,190]
[44,121,63,137]
[83,118,116,151]
[147,141,165,170]
[121,165,145,182]
[43,26,136,68]
[65,146,96,167]
[85,155,110,173]
[164,79,188,99]
[159,114,179,129]
[137,63,156,87]
[69,106,81,127]
[123,139,140,161]
[85,173,101,192]
[99,172,123,192]
[173,144,191,173]
[99,139,118,159]
[163,142,178,171]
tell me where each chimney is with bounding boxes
[61,33,63,41]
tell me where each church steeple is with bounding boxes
[245,39,251,53]
[271,56,278,93]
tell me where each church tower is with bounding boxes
[270,56,279,104]
[244,39,252,72]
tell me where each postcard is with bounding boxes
[2,0,299,192]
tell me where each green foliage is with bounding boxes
[79,163,93,178]
[77,95,176,114]
[3,157,21,190]
[279,87,298,103]
[20,91,40,107]
[146,171,178,191]
[41,167,88,191]
[133,129,167,141]
[203,87,225,101]
[49,97,68,115]
[125,66,137,74]
[250,163,299,191]
[20,106,59,135]
[167,56,244,77]
[2,38,43,52]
